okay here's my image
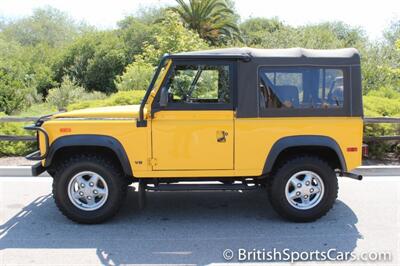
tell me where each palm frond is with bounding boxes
[174,0,241,44]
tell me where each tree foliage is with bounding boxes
[0,38,33,114]
[115,61,154,91]
[46,76,105,110]
[136,11,208,65]
[1,7,83,48]
[53,31,127,93]
[172,0,241,45]
[0,4,399,117]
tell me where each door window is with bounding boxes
[161,63,232,106]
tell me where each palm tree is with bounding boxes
[172,0,242,45]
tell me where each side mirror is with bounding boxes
[159,86,169,107]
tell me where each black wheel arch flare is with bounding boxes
[45,135,133,177]
[262,135,347,174]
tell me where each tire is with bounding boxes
[52,154,128,224]
[267,156,338,222]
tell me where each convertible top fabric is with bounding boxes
[172,47,359,60]
[169,47,362,118]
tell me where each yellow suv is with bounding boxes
[26,48,363,224]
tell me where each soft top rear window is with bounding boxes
[259,67,345,111]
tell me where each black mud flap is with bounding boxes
[32,162,46,176]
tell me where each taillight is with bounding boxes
[362,144,368,157]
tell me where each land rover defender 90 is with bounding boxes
[26,48,363,223]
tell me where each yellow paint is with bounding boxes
[152,110,234,170]
[52,105,141,119]
[234,117,363,172]
[40,111,362,178]
[37,57,362,178]
[41,118,150,171]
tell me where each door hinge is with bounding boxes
[148,158,157,167]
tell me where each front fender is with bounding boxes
[45,135,133,176]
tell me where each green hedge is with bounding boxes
[67,90,145,110]
[0,113,36,156]
[363,88,400,158]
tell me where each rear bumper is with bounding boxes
[32,162,46,176]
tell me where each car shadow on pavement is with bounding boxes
[0,186,362,265]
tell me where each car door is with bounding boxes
[151,60,235,170]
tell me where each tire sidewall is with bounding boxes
[270,158,338,221]
[54,160,123,222]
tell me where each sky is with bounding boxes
[1,0,399,40]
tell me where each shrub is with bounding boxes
[54,31,127,94]
[394,143,400,158]
[67,90,145,110]
[367,86,400,99]
[80,91,107,101]
[0,64,33,115]
[363,88,400,159]
[115,61,154,91]
[110,90,144,105]
[46,76,106,110]
[366,140,391,159]
[18,103,57,117]
[0,113,36,157]
[46,76,85,110]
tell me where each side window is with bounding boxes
[259,67,344,109]
[164,64,231,104]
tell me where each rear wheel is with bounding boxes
[267,156,338,222]
[52,154,128,224]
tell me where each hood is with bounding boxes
[52,105,140,119]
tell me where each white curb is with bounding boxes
[0,166,50,177]
[353,166,400,176]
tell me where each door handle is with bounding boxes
[216,130,228,143]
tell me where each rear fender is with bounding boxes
[262,135,347,174]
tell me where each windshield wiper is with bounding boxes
[187,67,203,99]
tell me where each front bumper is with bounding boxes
[24,126,49,161]
[24,126,49,176]
[24,115,53,176]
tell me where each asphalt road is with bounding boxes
[0,175,399,265]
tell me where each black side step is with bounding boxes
[145,183,259,191]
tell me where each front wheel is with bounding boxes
[267,156,338,222]
[52,154,128,224]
